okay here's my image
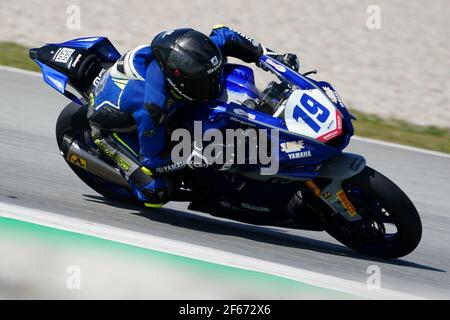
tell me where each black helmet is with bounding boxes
[151,28,223,102]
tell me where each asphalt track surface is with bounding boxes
[1,68,449,299]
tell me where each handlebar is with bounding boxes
[258,55,317,91]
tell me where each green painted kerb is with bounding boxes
[0,216,353,298]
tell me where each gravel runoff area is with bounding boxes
[1,0,449,127]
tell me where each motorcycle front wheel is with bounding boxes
[325,166,422,259]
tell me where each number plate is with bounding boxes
[54,47,75,63]
[284,89,342,142]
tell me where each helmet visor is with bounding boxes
[178,68,223,102]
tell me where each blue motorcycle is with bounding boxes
[30,37,422,258]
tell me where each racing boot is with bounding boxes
[127,166,172,208]
[92,132,171,207]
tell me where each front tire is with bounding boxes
[325,166,422,258]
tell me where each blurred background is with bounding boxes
[1,0,449,128]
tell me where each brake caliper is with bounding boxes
[305,180,362,221]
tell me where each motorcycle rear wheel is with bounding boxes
[56,102,137,204]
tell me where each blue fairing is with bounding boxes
[47,36,121,62]
[222,64,259,99]
[314,80,354,149]
[192,101,341,165]
[35,60,68,94]
[34,59,82,104]
[184,57,354,180]
[33,37,121,104]
[259,55,316,90]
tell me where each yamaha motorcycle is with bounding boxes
[29,37,422,258]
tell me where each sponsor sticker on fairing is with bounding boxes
[54,48,75,63]
[323,86,338,104]
[336,189,357,217]
[46,75,65,93]
[70,155,87,169]
[233,108,256,120]
[71,54,82,68]
[280,140,312,159]
[265,58,286,73]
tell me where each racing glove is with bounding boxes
[273,53,300,71]
[261,51,300,72]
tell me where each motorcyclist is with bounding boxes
[87,25,299,207]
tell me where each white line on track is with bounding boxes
[0,65,41,77]
[0,201,423,299]
[1,64,448,159]
[352,136,450,159]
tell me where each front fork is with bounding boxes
[304,153,366,222]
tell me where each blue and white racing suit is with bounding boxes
[88,25,266,205]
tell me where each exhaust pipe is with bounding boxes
[60,135,130,189]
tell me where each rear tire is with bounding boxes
[325,166,422,258]
[55,102,90,146]
[56,102,136,204]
